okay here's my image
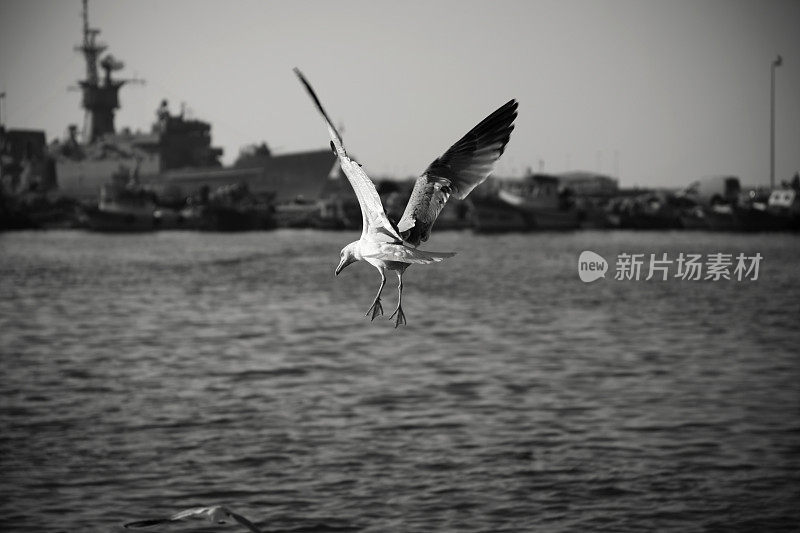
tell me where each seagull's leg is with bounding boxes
[365,268,386,321]
[389,270,406,327]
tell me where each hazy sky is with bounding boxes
[1,0,798,187]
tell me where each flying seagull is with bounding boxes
[294,68,517,327]
[123,505,262,533]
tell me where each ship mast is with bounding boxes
[74,0,139,143]
[76,0,103,86]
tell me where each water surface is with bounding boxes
[1,230,798,532]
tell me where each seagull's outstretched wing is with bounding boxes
[294,68,403,242]
[398,99,518,246]
[124,505,263,533]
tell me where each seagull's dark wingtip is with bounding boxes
[293,68,313,91]
[293,68,316,99]
[504,99,519,118]
[293,68,345,148]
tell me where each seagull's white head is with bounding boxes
[335,241,359,276]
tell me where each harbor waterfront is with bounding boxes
[2,2,798,234]
[1,229,798,532]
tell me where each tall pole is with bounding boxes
[770,54,782,189]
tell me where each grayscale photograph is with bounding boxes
[1,0,799,531]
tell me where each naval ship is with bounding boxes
[47,0,349,229]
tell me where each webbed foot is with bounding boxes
[365,298,384,321]
[389,306,406,328]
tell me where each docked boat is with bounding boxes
[178,183,274,231]
[497,174,581,230]
[703,203,790,232]
[678,205,709,230]
[273,197,351,229]
[691,186,794,232]
[701,203,739,231]
[470,192,528,233]
[471,174,580,232]
[616,192,682,229]
[81,170,157,232]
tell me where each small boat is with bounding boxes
[25,196,82,229]
[82,177,157,232]
[617,192,682,230]
[735,202,791,232]
[178,183,274,231]
[472,175,581,232]
[496,179,581,230]
[702,203,739,231]
[273,197,351,229]
[471,193,528,233]
[701,190,792,232]
[678,205,709,230]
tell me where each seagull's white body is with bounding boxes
[295,68,517,326]
[124,505,262,533]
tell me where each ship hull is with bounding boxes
[81,205,156,232]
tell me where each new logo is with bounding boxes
[578,250,608,282]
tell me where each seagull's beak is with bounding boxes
[335,256,353,276]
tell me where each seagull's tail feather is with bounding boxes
[415,250,457,263]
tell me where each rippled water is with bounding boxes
[1,229,799,532]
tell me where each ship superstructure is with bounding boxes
[74,0,132,143]
[54,1,228,199]
[53,0,339,208]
